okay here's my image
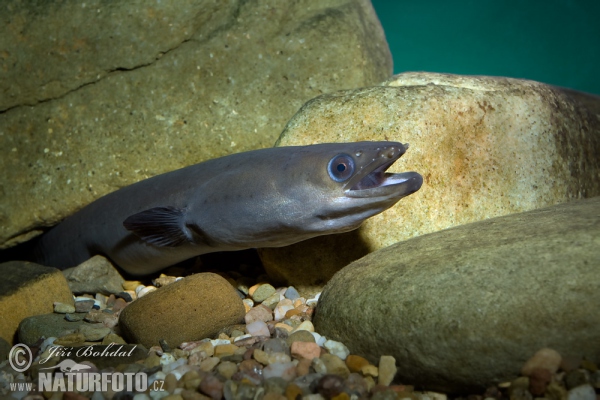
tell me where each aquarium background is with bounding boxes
[371,0,600,95]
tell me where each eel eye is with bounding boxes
[327,153,355,182]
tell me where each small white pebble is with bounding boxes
[306,292,321,306]
[246,320,270,337]
[233,334,253,343]
[324,339,350,360]
[211,338,231,347]
[311,332,327,347]
[135,285,146,295]
[137,286,157,298]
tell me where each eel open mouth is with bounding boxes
[344,143,423,199]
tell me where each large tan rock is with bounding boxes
[260,72,600,289]
[118,273,245,348]
[0,262,74,345]
[313,197,600,392]
[0,0,392,248]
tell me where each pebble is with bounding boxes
[529,367,553,396]
[292,320,315,333]
[346,355,370,372]
[65,313,85,322]
[284,286,300,300]
[522,348,563,375]
[262,292,283,310]
[311,332,327,346]
[567,384,596,400]
[287,330,316,347]
[245,304,274,324]
[291,341,321,361]
[115,291,134,302]
[251,283,277,303]
[317,374,345,398]
[263,361,297,381]
[246,320,271,337]
[136,285,157,298]
[254,349,292,365]
[112,297,128,312]
[378,355,397,386]
[214,344,239,357]
[323,339,349,360]
[200,357,221,372]
[306,293,321,306]
[217,361,239,379]
[53,302,75,314]
[274,299,295,321]
[122,280,144,291]
[321,354,351,379]
[74,299,95,313]
[199,373,224,399]
[262,339,289,357]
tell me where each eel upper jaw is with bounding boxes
[343,147,423,199]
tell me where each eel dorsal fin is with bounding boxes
[123,206,192,247]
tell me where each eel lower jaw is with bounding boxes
[345,171,423,199]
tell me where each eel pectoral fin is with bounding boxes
[123,206,192,247]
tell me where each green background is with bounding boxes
[371,0,600,95]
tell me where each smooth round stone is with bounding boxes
[119,273,245,348]
[314,198,600,392]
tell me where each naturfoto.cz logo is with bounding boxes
[7,343,164,394]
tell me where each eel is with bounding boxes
[33,141,423,276]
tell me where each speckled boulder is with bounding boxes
[260,72,600,289]
[0,262,74,345]
[313,196,600,392]
[119,273,245,348]
[0,0,392,248]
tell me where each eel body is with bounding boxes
[34,142,423,275]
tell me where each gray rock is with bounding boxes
[62,255,125,295]
[313,197,600,392]
[260,72,600,289]
[119,273,245,348]
[18,313,96,345]
[0,0,392,249]
[0,261,73,345]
